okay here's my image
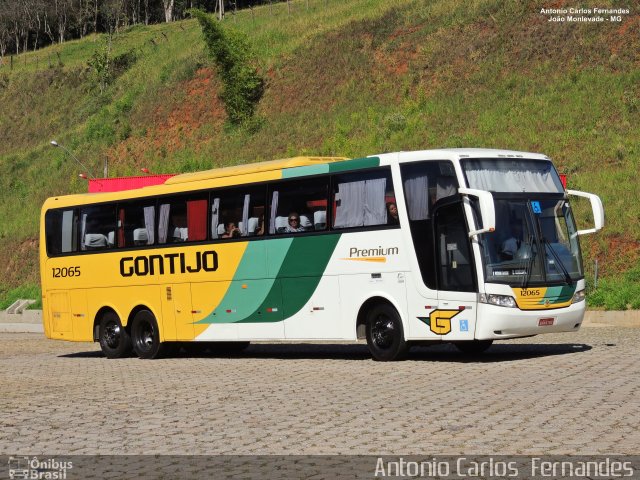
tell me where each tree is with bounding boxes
[163,0,174,22]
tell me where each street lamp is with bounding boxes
[50,140,97,179]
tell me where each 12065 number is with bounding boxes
[52,266,81,278]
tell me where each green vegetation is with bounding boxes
[191,9,264,125]
[0,284,42,310]
[0,0,638,309]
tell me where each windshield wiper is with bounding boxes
[543,237,572,285]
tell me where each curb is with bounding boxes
[0,323,44,333]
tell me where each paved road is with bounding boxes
[1,328,639,456]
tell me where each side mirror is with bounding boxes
[567,190,605,235]
[458,188,495,237]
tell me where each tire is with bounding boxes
[130,310,166,359]
[365,303,408,361]
[454,339,493,354]
[98,311,132,359]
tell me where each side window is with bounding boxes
[269,178,329,234]
[45,209,78,255]
[79,204,117,251]
[158,194,207,244]
[332,168,395,229]
[117,201,156,248]
[400,160,459,289]
[211,185,266,239]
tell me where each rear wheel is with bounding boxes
[99,312,131,359]
[365,303,408,361]
[455,339,493,354]
[131,310,166,359]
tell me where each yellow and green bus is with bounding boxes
[40,149,604,360]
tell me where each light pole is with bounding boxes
[50,140,98,179]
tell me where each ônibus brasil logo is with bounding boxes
[8,456,72,480]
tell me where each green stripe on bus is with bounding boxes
[538,285,576,305]
[236,234,341,323]
[327,156,379,173]
[195,239,293,324]
[281,164,330,179]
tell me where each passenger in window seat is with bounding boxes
[386,202,399,225]
[286,213,306,232]
[222,222,241,239]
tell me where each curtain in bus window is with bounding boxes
[211,198,220,239]
[269,190,278,234]
[80,213,88,250]
[404,174,429,220]
[436,177,457,202]
[334,181,366,228]
[143,207,155,245]
[187,199,207,242]
[118,208,126,247]
[465,161,561,192]
[158,204,170,243]
[61,210,75,253]
[241,194,250,236]
[363,177,387,226]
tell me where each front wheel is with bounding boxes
[454,339,493,354]
[99,312,131,359]
[365,303,408,361]
[131,310,166,359]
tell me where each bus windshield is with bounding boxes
[476,196,583,285]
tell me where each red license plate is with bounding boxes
[538,317,555,326]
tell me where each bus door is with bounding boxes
[160,283,194,341]
[433,201,478,340]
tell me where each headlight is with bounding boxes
[479,293,517,308]
[572,289,585,304]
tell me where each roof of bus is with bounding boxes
[164,156,348,185]
[41,156,349,208]
[373,148,551,161]
[42,149,552,209]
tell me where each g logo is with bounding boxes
[428,310,461,335]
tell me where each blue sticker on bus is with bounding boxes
[531,201,542,214]
[459,319,469,332]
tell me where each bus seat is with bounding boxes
[173,227,188,242]
[84,233,108,249]
[247,217,259,235]
[314,210,327,230]
[299,214,312,230]
[217,223,226,236]
[275,216,288,233]
[107,231,115,246]
[133,228,148,245]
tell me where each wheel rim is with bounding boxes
[136,319,155,353]
[103,321,121,349]
[371,314,395,349]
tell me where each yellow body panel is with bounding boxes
[39,155,345,343]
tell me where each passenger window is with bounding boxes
[211,185,266,240]
[117,201,156,248]
[332,169,395,229]
[269,178,329,234]
[158,195,207,244]
[79,204,117,251]
[45,209,78,255]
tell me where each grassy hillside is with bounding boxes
[0,0,638,309]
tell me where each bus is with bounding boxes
[40,149,604,361]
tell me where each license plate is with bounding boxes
[538,317,555,326]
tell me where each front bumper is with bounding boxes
[474,300,586,339]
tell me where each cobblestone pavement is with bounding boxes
[1,328,639,456]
